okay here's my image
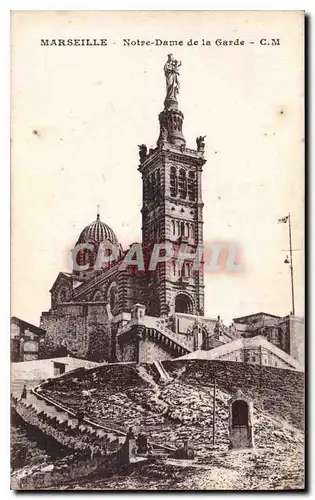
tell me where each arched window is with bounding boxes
[175,294,193,314]
[147,175,152,199]
[186,262,191,278]
[190,224,194,240]
[93,291,103,301]
[143,178,148,201]
[188,170,196,201]
[172,260,176,276]
[58,287,69,303]
[107,282,118,314]
[178,169,187,199]
[172,220,175,235]
[110,287,116,311]
[170,167,178,197]
[152,173,156,197]
[156,169,160,196]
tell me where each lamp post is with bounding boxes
[283,213,295,316]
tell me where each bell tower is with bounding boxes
[138,55,207,317]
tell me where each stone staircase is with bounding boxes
[11,384,127,457]
[11,379,42,397]
[12,369,176,462]
[143,316,193,355]
[117,314,192,358]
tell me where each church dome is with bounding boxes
[77,213,118,246]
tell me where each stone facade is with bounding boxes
[177,335,302,371]
[39,60,219,364]
[233,312,305,368]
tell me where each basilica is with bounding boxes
[38,57,303,370]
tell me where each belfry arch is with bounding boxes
[175,293,194,314]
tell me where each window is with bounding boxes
[93,291,103,301]
[188,171,196,201]
[152,172,157,197]
[156,169,160,196]
[178,169,187,199]
[170,167,178,197]
[147,175,152,198]
[185,262,192,278]
[54,362,66,377]
[107,282,117,313]
[172,261,176,276]
[58,287,69,303]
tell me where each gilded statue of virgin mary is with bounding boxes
[164,54,181,101]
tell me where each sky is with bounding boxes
[11,11,304,326]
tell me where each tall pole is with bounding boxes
[288,213,295,315]
[213,376,216,447]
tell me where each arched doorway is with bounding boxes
[175,294,193,314]
[232,400,249,427]
[193,324,209,350]
[229,395,254,450]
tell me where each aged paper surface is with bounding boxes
[11,11,304,491]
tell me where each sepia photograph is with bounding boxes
[10,10,305,491]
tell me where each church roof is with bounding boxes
[76,213,118,246]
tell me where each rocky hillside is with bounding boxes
[36,359,304,489]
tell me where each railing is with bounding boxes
[144,316,192,353]
[30,373,176,452]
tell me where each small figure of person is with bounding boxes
[136,433,144,453]
[77,410,84,424]
[136,433,149,454]
[21,384,27,399]
[126,426,135,440]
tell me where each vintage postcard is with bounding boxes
[10,11,305,491]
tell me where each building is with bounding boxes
[11,317,46,362]
[233,312,304,369]
[39,57,303,367]
[177,335,303,371]
[40,57,238,363]
[11,357,99,382]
